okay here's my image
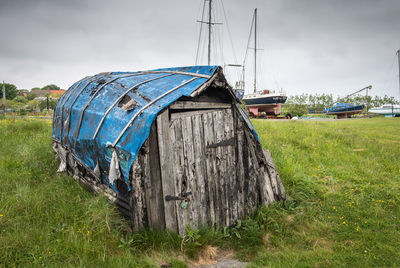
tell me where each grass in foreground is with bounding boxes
[250,118,400,267]
[0,117,399,267]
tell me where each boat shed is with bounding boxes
[52,66,286,234]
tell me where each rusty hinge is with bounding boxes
[207,137,235,149]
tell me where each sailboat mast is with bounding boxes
[397,49,400,99]
[253,8,257,93]
[208,0,212,65]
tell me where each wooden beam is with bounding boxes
[263,149,286,200]
[169,101,231,110]
[156,108,178,232]
[170,109,227,120]
[145,122,166,229]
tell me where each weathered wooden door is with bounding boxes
[157,107,237,234]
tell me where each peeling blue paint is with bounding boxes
[52,66,260,193]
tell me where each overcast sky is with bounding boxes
[1,0,399,98]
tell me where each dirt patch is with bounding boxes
[196,246,218,266]
[189,249,247,268]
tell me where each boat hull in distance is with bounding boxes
[369,104,400,117]
[324,103,364,118]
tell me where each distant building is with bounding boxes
[31,89,66,100]
[49,90,66,96]
[17,89,29,97]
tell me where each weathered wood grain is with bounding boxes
[170,118,192,234]
[213,110,227,226]
[170,109,221,120]
[130,154,146,230]
[202,111,216,225]
[146,122,166,229]
[157,108,178,232]
[54,97,287,234]
[168,118,183,233]
[225,109,235,224]
[192,114,208,227]
[233,110,245,219]
[182,115,198,231]
[223,108,234,225]
[263,149,286,200]
[169,101,231,110]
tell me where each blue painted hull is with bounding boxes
[52,66,261,194]
[243,95,287,106]
[324,104,364,115]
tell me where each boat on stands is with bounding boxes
[241,8,287,118]
[369,104,400,117]
[368,49,400,117]
[323,103,364,118]
[243,89,287,117]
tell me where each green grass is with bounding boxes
[1,117,399,267]
[0,118,181,267]
[250,118,400,267]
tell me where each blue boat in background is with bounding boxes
[323,103,364,118]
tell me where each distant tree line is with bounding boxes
[1,82,62,113]
[31,84,61,91]
[282,93,400,116]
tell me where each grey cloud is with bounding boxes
[0,0,399,98]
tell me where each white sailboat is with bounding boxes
[369,104,400,117]
[368,49,400,117]
[241,8,287,118]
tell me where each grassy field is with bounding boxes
[0,116,399,267]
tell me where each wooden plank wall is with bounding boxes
[167,108,237,233]
[126,104,286,234]
[156,109,178,231]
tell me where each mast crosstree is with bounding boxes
[196,0,223,65]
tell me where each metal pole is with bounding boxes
[254,8,257,93]
[46,96,49,110]
[392,103,394,117]
[208,0,212,65]
[366,86,368,113]
[2,81,5,114]
[243,64,246,91]
[397,49,400,99]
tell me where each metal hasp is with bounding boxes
[52,65,286,234]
